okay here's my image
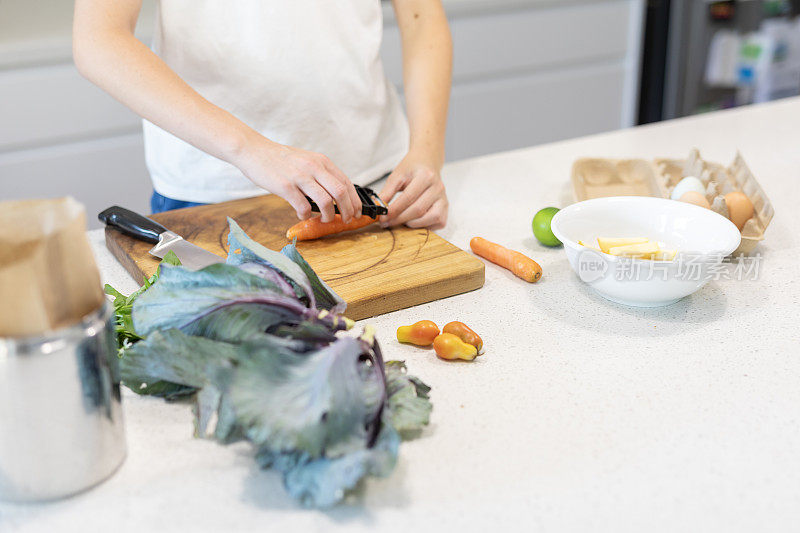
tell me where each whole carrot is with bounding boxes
[286,214,376,241]
[470,237,542,283]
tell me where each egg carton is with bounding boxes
[571,157,667,202]
[654,149,773,255]
[571,149,773,255]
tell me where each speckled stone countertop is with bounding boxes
[3,98,800,532]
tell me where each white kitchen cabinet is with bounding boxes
[0,64,141,151]
[382,0,634,84]
[447,62,628,158]
[0,0,643,228]
[0,135,151,224]
[382,0,644,160]
[0,0,157,225]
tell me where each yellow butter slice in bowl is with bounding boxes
[578,237,678,261]
[577,240,602,252]
[608,242,661,256]
[597,237,648,254]
[653,249,677,261]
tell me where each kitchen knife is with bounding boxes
[98,206,224,270]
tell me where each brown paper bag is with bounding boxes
[0,197,105,337]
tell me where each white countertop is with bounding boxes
[3,98,800,532]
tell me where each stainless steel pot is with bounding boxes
[0,302,126,502]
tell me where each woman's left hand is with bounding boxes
[379,155,448,230]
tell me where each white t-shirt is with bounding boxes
[144,0,409,203]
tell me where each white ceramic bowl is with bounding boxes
[550,196,742,307]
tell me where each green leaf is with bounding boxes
[214,394,245,444]
[226,218,345,312]
[280,242,346,313]
[104,284,126,301]
[224,335,384,458]
[105,253,183,355]
[385,361,433,437]
[160,249,182,267]
[194,386,222,438]
[182,303,304,344]
[132,263,311,337]
[120,329,236,394]
[226,218,316,305]
[266,320,339,345]
[258,418,400,508]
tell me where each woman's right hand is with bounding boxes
[235,136,362,224]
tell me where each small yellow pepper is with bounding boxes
[397,320,440,346]
[433,333,478,361]
[442,321,483,353]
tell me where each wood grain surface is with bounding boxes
[105,194,485,320]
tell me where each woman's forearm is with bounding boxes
[393,0,453,169]
[378,0,452,230]
[73,0,260,168]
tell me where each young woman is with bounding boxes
[73,0,452,229]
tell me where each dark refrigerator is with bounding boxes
[638,0,800,124]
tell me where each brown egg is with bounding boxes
[724,191,755,230]
[679,190,711,209]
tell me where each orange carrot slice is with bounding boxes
[470,237,542,283]
[286,214,376,241]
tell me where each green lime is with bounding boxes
[532,207,561,247]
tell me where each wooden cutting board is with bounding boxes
[105,195,485,320]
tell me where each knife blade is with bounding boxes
[98,206,224,270]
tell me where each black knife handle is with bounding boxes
[98,206,167,244]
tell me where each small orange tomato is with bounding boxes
[442,321,483,353]
[433,333,478,361]
[396,320,440,346]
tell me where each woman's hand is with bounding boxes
[384,0,451,230]
[235,135,362,224]
[379,154,448,230]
